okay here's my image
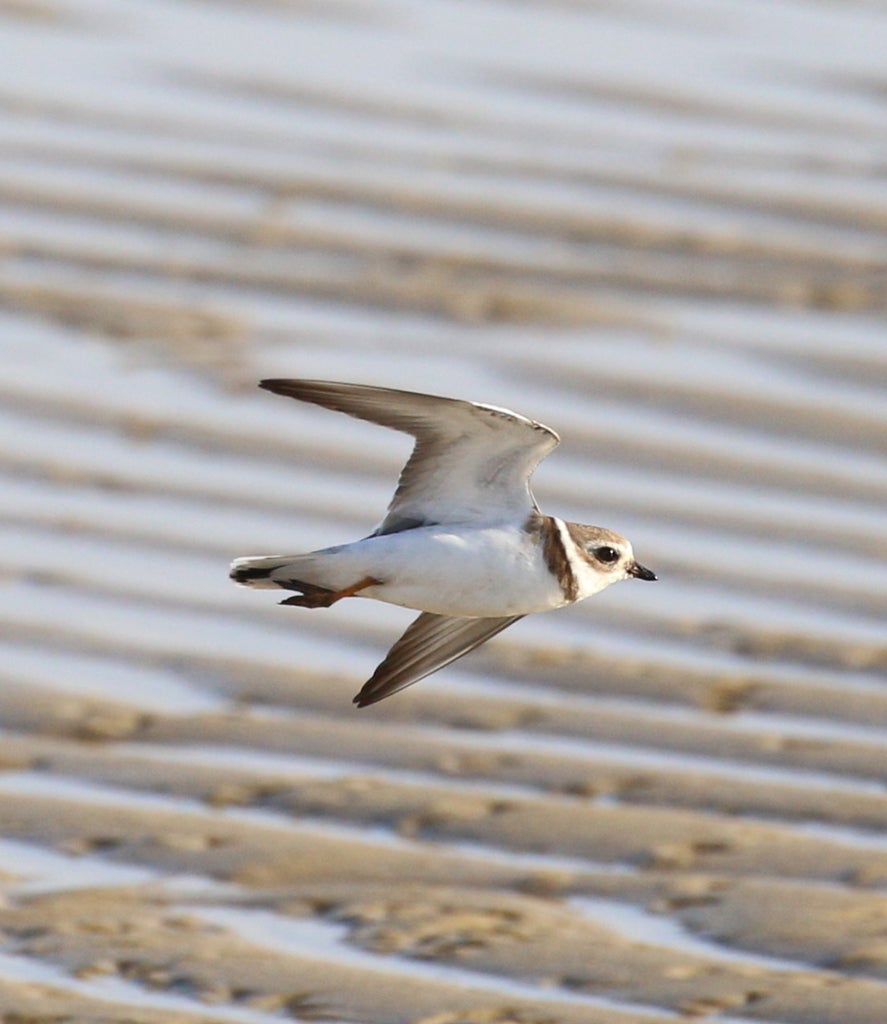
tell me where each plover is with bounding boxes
[231,380,656,707]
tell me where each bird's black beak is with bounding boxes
[628,561,657,581]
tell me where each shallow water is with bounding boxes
[0,2,886,1023]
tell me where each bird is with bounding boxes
[231,380,656,708]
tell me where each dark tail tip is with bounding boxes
[230,565,271,583]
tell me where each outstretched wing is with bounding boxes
[259,379,559,533]
[353,612,523,707]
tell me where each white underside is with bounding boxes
[235,521,615,618]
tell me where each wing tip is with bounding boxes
[259,379,349,403]
[352,685,380,709]
[258,378,293,395]
[353,662,395,707]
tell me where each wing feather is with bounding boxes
[259,380,558,531]
[353,612,523,707]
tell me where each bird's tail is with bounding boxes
[229,554,306,589]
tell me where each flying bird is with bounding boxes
[231,380,656,707]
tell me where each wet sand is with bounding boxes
[0,1,886,1022]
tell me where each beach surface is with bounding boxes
[0,1,886,1022]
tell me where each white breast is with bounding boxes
[330,524,570,618]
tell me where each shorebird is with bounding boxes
[231,380,656,707]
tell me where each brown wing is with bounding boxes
[259,379,559,533]
[353,612,524,707]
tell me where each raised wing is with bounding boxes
[259,379,559,533]
[353,612,523,707]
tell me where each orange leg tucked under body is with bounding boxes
[278,575,381,609]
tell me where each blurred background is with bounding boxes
[0,2,886,1023]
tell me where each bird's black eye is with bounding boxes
[593,545,620,564]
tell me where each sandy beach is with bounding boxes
[0,1,886,1022]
